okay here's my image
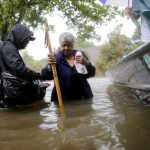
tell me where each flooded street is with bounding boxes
[1,77,150,150]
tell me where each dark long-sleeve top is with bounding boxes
[42,50,96,102]
[0,42,41,81]
[0,24,42,81]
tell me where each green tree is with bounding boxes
[96,24,134,72]
[74,36,94,50]
[0,0,120,40]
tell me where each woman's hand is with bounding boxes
[48,53,56,64]
[125,7,140,20]
[75,55,89,65]
[125,7,131,16]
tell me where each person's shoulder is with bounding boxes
[0,41,3,53]
[0,41,6,51]
[1,41,17,54]
[0,40,3,47]
[74,49,88,56]
[73,49,78,52]
[73,49,84,54]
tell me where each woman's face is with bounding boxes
[60,41,73,58]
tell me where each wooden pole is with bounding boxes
[45,28,64,113]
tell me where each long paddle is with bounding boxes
[45,27,64,113]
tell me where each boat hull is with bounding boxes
[106,42,150,90]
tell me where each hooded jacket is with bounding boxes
[42,50,95,101]
[0,24,42,81]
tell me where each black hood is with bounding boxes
[6,24,34,50]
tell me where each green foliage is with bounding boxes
[21,50,47,72]
[96,24,134,72]
[74,36,94,50]
[0,0,120,40]
[55,1,120,40]
[0,0,54,39]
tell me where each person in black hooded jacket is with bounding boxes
[0,24,46,108]
[0,24,42,80]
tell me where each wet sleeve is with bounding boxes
[1,47,42,80]
[41,64,54,80]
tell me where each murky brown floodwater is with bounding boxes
[1,77,150,150]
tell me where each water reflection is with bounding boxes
[1,78,150,150]
[0,105,47,150]
[39,78,126,150]
[108,84,150,150]
[39,99,99,150]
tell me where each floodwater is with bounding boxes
[1,77,150,150]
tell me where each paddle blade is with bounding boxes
[45,28,52,51]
